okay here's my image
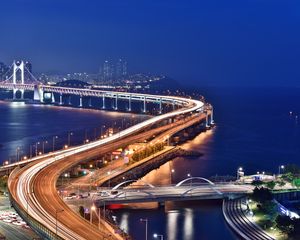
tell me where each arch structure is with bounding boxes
[112,179,155,190]
[175,177,215,187]
[181,186,223,196]
[176,177,223,196]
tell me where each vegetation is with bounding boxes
[276,215,300,239]
[252,187,273,203]
[79,206,85,217]
[265,181,276,190]
[0,175,8,190]
[130,142,165,163]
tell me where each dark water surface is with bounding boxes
[113,86,300,240]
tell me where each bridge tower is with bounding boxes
[12,61,25,99]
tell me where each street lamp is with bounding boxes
[55,209,64,237]
[237,167,244,180]
[16,147,20,162]
[68,132,73,146]
[42,140,48,154]
[101,125,106,138]
[279,165,285,175]
[53,136,58,152]
[140,218,148,240]
[35,142,40,157]
[153,233,163,240]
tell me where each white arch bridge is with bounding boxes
[89,178,253,206]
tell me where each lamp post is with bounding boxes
[53,136,58,152]
[101,125,106,138]
[237,167,243,180]
[42,141,48,154]
[278,165,285,175]
[16,147,20,162]
[153,233,163,240]
[68,132,73,146]
[35,142,40,157]
[55,209,64,237]
[140,218,148,240]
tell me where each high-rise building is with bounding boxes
[115,59,127,79]
[103,60,113,82]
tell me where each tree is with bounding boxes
[266,181,276,190]
[79,206,85,217]
[292,178,300,188]
[276,215,293,234]
[252,187,273,203]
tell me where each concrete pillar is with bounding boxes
[128,95,132,111]
[159,98,162,114]
[79,95,83,107]
[68,96,71,105]
[13,88,17,100]
[33,85,44,103]
[51,93,55,103]
[210,107,214,125]
[20,89,24,100]
[102,94,105,109]
[143,97,146,113]
[205,113,209,128]
[88,97,92,107]
[115,94,118,110]
[59,93,63,105]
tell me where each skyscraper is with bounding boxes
[103,60,113,82]
[115,59,127,80]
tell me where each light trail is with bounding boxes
[9,92,205,239]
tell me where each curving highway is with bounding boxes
[8,92,205,239]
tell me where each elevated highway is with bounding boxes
[7,90,209,239]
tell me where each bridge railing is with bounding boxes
[8,168,63,240]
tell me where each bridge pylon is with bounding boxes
[12,61,25,100]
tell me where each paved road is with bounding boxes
[8,96,205,239]
[223,198,275,240]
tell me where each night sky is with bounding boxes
[1,0,300,87]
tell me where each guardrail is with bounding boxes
[8,168,63,240]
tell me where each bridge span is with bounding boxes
[65,182,253,207]
[1,61,218,239]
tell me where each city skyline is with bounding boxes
[1,0,300,87]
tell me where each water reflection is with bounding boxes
[119,213,129,233]
[167,210,179,240]
[183,208,194,240]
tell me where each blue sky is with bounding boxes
[1,0,300,87]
